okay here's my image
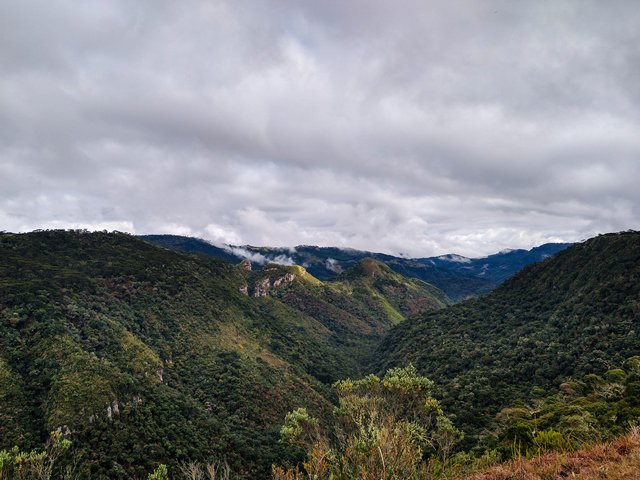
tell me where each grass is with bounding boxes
[459,427,640,480]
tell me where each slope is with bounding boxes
[461,429,640,480]
[0,230,448,479]
[239,257,450,377]
[140,234,241,264]
[376,231,640,444]
[0,230,347,478]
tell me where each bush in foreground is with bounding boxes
[272,365,461,480]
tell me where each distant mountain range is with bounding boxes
[421,242,573,283]
[141,235,571,300]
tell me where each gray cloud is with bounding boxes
[1,0,639,257]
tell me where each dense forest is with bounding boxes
[0,230,446,478]
[376,231,640,446]
[0,230,638,479]
[270,357,640,479]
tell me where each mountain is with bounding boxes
[140,234,241,264]
[422,242,571,284]
[0,230,447,479]
[142,235,570,300]
[375,231,640,444]
[247,257,450,329]
[141,236,494,300]
[245,259,451,374]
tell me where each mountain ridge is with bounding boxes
[142,234,570,300]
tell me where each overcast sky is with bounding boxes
[1,0,639,257]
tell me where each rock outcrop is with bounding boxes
[251,271,297,297]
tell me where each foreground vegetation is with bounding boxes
[270,357,640,480]
[4,357,639,479]
[273,365,460,480]
[461,427,640,480]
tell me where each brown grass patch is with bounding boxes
[460,428,640,480]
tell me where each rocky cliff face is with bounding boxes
[251,270,297,297]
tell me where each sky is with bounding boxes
[1,0,639,257]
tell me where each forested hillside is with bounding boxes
[269,232,640,479]
[1,230,638,479]
[376,231,640,445]
[0,230,446,479]
[245,258,450,366]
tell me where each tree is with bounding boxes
[0,431,73,480]
[148,464,169,480]
[273,365,461,480]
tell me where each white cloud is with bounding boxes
[224,246,269,265]
[222,246,295,266]
[325,258,344,274]
[1,0,639,256]
[270,254,296,266]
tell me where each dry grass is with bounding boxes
[460,428,640,480]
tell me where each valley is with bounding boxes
[0,230,637,479]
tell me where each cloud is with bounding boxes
[270,255,296,266]
[223,246,295,266]
[224,246,269,265]
[1,0,639,257]
[325,258,344,274]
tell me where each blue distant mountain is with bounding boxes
[420,242,572,284]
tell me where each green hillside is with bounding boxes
[243,258,450,375]
[0,230,447,479]
[375,231,640,445]
[3,230,638,479]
